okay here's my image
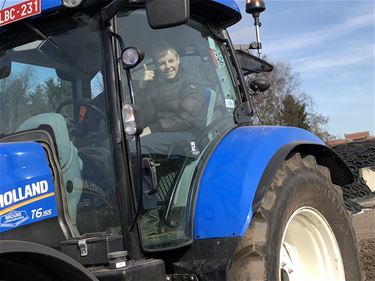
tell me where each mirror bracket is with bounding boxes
[207,23,226,42]
[234,101,253,124]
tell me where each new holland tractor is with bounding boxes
[0,0,364,280]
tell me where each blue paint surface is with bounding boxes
[211,0,241,14]
[0,0,62,30]
[0,0,61,12]
[193,126,324,239]
[0,142,56,233]
[41,0,62,11]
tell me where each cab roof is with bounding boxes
[0,0,242,29]
[211,0,241,14]
[191,0,242,27]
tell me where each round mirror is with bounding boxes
[249,79,270,94]
[121,47,144,69]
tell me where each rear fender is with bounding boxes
[252,142,353,212]
[193,126,352,240]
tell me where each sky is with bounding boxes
[229,0,375,139]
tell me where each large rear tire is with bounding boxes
[228,153,363,281]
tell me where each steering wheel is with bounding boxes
[56,99,107,143]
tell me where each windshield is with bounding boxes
[0,12,121,237]
[117,9,240,250]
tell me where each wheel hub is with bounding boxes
[279,207,345,281]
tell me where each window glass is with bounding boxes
[0,13,121,236]
[117,9,240,249]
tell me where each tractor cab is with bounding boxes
[0,0,252,256]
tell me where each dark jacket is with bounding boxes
[139,68,206,137]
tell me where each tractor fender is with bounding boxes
[193,126,353,240]
[0,240,98,281]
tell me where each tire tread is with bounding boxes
[228,153,363,281]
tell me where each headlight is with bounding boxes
[63,0,82,8]
[122,104,143,136]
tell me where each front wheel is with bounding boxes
[228,153,363,281]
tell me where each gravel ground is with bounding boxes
[359,239,375,281]
[331,140,375,280]
[352,197,375,280]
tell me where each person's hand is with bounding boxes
[140,126,151,137]
[143,64,155,81]
[139,64,155,89]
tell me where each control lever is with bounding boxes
[143,157,158,195]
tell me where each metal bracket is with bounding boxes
[207,23,226,42]
[234,101,253,124]
[166,274,199,281]
[143,157,158,195]
[78,239,88,257]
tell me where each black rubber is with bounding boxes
[332,140,375,213]
[228,153,363,281]
[0,259,55,281]
[0,240,98,281]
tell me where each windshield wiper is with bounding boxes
[25,23,88,75]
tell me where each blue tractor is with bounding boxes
[0,0,364,280]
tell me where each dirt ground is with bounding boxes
[352,197,375,280]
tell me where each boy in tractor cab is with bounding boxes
[137,43,207,157]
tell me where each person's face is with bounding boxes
[156,50,180,79]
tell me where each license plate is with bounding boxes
[0,0,41,27]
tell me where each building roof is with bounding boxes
[345,131,370,141]
[328,131,374,146]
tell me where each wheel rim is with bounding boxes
[279,207,345,281]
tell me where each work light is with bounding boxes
[63,0,82,8]
[122,104,142,136]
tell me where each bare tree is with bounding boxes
[248,57,334,143]
[0,67,33,134]
[301,93,333,142]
